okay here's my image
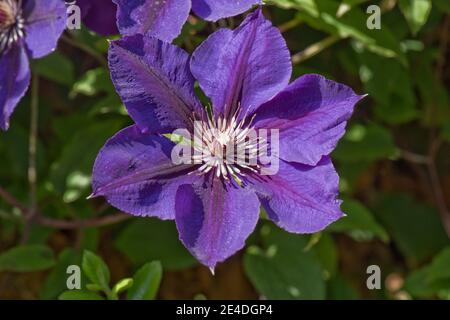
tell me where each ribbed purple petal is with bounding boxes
[175,177,260,270]
[249,157,343,234]
[77,0,119,36]
[192,0,261,21]
[190,9,291,119]
[114,0,190,42]
[0,44,30,131]
[109,35,201,134]
[254,74,364,166]
[23,0,67,59]
[92,125,198,219]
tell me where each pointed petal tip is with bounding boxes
[86,193,97,200]
[252,6,264,19]
[360,93,369,100]
[209,267,216,276]
[1,113,11,131]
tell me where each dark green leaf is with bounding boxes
[127,261,162,300]
[0,245,55,272]
[404,247,450,298]
[329,198,389,242]
[115,219,196,270]
[327,275,359,299]
[32,52,75,86]
[399,0,432,35]
[82,250,110,291]
[244,225,326,299]
[374,194,450,263]
[59,290,104,300]
[333,124,398,162]
[40,249,81,300]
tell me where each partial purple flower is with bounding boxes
[91,9,364,269]
[80,0,260,42]
[0,0,67,131]
[77,0,119,36]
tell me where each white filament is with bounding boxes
[190,108,264,181]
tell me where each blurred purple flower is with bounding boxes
[78,0,260,41]
[0,0,67,131]
[91,9,364,269]
[77,0,119,36]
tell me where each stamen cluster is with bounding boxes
[0,0,24,54]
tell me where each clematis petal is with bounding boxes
[23,0,67,59]
[254,74,364,166]
[190,9,291,119]
[249,157,343,234]
[92,125,198,219]
[77,0,119,36]
[0,44,30,131]
[192,0,261,21]
[175,177,260,270]
[109,34,201,134]
[114,0,191,42]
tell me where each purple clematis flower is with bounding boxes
[0,0,66,131]
[78,0,260,41]
[91,9,364,270]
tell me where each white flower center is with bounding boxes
[0,0,24,54]
[191,109,263,182]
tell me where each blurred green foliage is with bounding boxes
[1,0,450,300]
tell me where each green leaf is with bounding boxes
[329,198,389,242]
[268,0,406,62]
[82,250,110,292]
[374,194,450,263]
[2,124,46,180]
[411,50,450,126]
[70,68,114,97]
[313,233,339,278]
[40,249,82,300]
[70,68,124,116]
[0,245,55,272]
[86,284,104,292]
[50,119,125,199]
[244,225,326,299]
[327,275,359,299]
[113,278,134,296]
[399,0,432,35]
[333,124,398,162]
[115,219,196,270]
[32,52,75,86]
[427,247,450,283]
[435,0,450,13]
[127,261,162,300]
[355,51,418,124]
[404,247,450,298]
[59,290,104,300]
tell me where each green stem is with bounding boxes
[292,35,341,65]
